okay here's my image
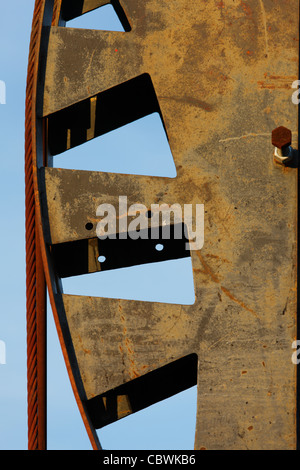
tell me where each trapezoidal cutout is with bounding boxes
[98,385,197,450]
[85,354,198,430]
[52,224,195,305]
[47,74,176,177]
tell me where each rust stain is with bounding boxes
[248,426,254,431]
[125,338,134,355]
[196,251,220,283]
[241,370,248,375]
[77,335,91,355]
[216,1,225,9]
[269,75,297,80]
[240,0,253,17]
[257,74,297,90]
[196,251,260,319]
[220,286,259,319]
[205,253,230,264]
[257,82,290,90]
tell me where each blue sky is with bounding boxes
[0,2,197,450]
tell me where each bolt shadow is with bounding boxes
[284,149,299,168]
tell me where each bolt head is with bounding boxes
[272,126,292,149]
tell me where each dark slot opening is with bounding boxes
[61,0,87,21]
[61,0,131,32]
[51,112,176,177]
[85,354,198,429]
[50,223,190,278]
[47,74,162,156]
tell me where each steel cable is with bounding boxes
[25,0,46,450]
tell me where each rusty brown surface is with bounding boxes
[36,0,299,449]
[272,126,292,149]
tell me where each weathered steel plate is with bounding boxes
[32,0,298,449]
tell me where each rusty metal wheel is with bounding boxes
[26,0,299,450]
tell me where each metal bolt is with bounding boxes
[272,126,293,163]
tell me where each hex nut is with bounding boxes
[272,126,292,149]
[272,126,293,164]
